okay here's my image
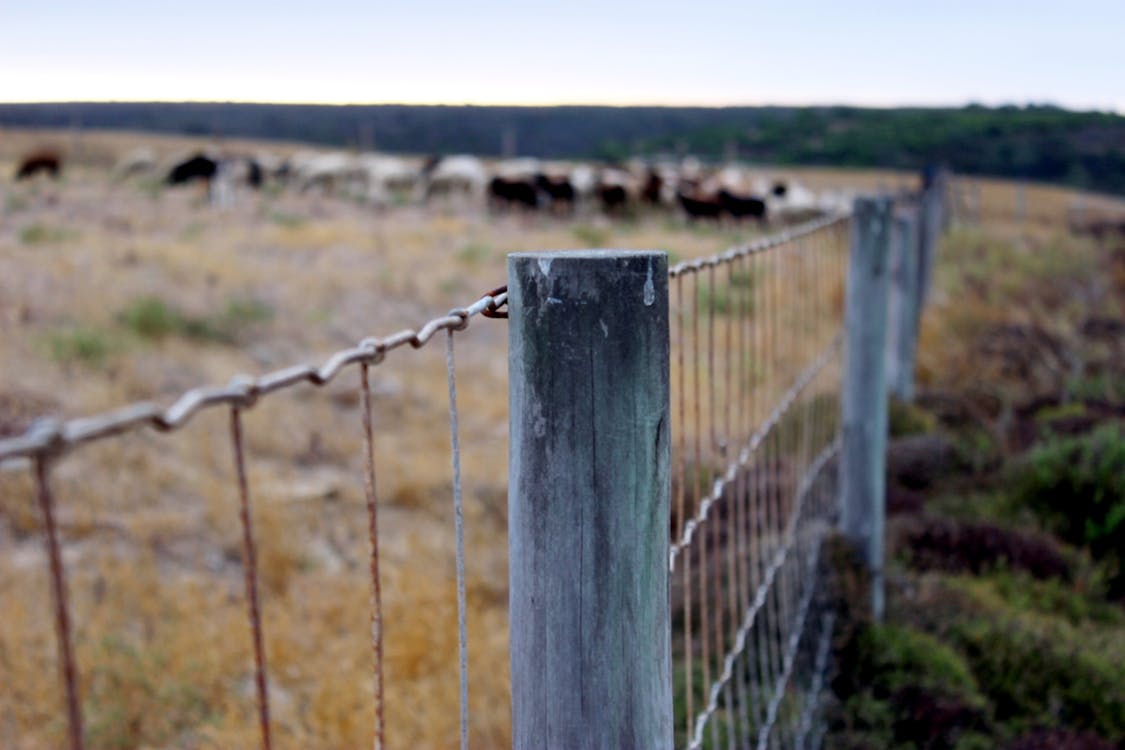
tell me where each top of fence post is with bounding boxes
[507,249,672,750]
[841,196,893,621]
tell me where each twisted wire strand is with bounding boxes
[0,291,507,465]
[668,213,850,278]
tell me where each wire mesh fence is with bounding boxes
[4,208,864,749]
[668,215,850,749]
[0,290,507,750]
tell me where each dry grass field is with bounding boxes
[0,127,807,750]
[2,126,1121,749]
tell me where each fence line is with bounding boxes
[1,289,507,750]
[667,211,851,749]
[5,181,941,748]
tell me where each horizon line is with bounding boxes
[1,98,1121,115]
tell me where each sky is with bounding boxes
[1,0,1122,112]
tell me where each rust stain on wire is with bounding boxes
[230,407,272,750]
[34,455,85,750]
[480,285,508,318]
[359,363,386,750]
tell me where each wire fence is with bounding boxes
[0,290,507,750]
[946,175,1125,231]
[668,215,849,749]
[4,209,867,749]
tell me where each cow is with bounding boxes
[15,150,62,180]
[677,191,724,222]
[424,154,488,201]
[718,189,768,223]
[535,173,576,215]
[166,154,218,185]
[488,176,539,212]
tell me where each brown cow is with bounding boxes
[15,150,62,180]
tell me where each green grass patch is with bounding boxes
[45,327,117,368]
[20,223,75,245]
[571,224,610,247]
[118,296,273,345]
[456,242,492,266]
[268,210,305,228]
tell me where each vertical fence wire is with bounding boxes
[229,406,273,750]
[669,216,850,749]
[2,291,509,750]
[33,455,85,750]
[359,362,386,750]
[444,330,470,750]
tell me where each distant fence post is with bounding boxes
[507,250,673,749]
[916,169,946,317]
[885,209,920,403]
[841,197,893,620]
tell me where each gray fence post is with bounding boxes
[885,209,920,403]
[841,197,893,620]
[508,250,673,749]
[916,170,945,317]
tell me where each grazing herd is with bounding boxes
[11,144,851,225]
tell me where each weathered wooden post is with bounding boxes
[508,250,673,749]
[841,197,893,620]
[885,209,920,402]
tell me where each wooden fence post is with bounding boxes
[841,197,893,620]
[508,250,673,749]
[916,169,945,315]
[885,209,920,403]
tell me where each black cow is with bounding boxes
[488,176,539,211]
[640,169,664,207]
[15,150,62,180]
[598,184,629,216]
[535,174,575,215]
[718,189,768,223]
[245,158,264,189]
[677,191,723,222]
[166,154,218,185]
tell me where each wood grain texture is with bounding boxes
[508,250,672,750]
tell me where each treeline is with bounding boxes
[2,102,1123,194]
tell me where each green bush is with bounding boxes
[949,608,1125,738]
[1010,423,1125,596]
[831,622,992,750]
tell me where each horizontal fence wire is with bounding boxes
[0,290,508,465]
[670,213,850,749]
[2,288,507,750]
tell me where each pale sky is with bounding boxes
[1,1,1122,111]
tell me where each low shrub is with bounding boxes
[1010,423,1125,596]
[830,622,991,750]
[893,516,1072,581]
